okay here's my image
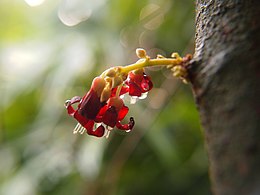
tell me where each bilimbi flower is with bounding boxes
[65,48,191,138]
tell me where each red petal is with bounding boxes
[102,106,118,127]
[78,89,103,119]
[111,86,129,97]
[84,120,94,131]
[66,104,76,116]
[73,112,102,136]
[95,104,108,122]
[118,105,129,120]
[141,74,153,92]
[126,72,153,96]
[65,96,81,115]
[87,125,105,137]
[70,96,81,104]
[116,117,135,130]
[120,86,129,95]
[129,82,142,97]
[128,72,143,84]
[74,111,90,126]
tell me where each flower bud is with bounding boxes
[105,68,116,77]
[121,72,128,81]
[105,77,112,86]
[92,77,106,97]
[112,76,123,88]
[172,66,187,78]
[171,52,180,59]
[157,54,165,59]
[136,48,147,58]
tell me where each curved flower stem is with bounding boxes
[120,57,183,74]
[99,49,190,84]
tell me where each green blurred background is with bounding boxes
[0,0,210,194]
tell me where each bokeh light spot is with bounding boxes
[24,0,45,7]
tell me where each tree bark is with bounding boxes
[190,0,260,194]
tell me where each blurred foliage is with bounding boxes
[0,0,210,195]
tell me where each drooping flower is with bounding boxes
[78,77,106,119]
[65,77,135,137]
[65,77,108,137]
[65,95,106,137]
[97,97,135,131]
[125,71,153,97]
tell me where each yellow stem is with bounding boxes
[98,49,190,85]
[120,57,183,74]
[99,54,184,80]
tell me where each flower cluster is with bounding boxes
[65,48,191,138]
[65,68,153,137]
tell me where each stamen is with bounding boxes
[73,123,85,134]
[105,130,111,139]
[79,126,85,134]
[73,123,80,134]
[106,125,113,131]
[103,124,113,139]
[130,96,138,104]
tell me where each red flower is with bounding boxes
[126,72,153,97]
[97,97,135,131]
[78,77,106,119]
[65,78,135,138]
[65,96,105,137]
[65,71,152,138]
[65,77,107,137]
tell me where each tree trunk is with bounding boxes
[190,0,260,194]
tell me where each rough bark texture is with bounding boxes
[190,0,260,194]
